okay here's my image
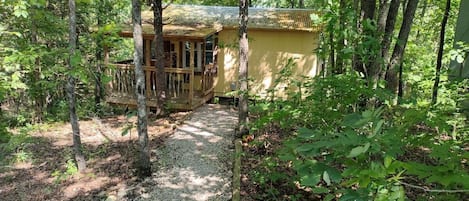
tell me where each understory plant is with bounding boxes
[248,73,469,200]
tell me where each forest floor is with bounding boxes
[0,109,190,201]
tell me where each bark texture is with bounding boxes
[381,0,400,70]
[299,0,305,8]
[153,0,166,115]
[68,0,86,172]
[385,0,419,98]
[335,0,346,74]
[432,0,451,104]
[238,0,249,137]
[132,0,151,177]
[94,1,104,115]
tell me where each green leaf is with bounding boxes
[371,119,384,138]
[323,171,331,186]
[312,187,330,194]
[121,124,133,136]
[297,127,316,139]
[347,142,370,158]
[384,156,393,168]
[300,174,321,187]
[324,194,335,201]
[70,52,82,67]
[325,167,342,183]
[296,143,317,152]
[456,55,465,63]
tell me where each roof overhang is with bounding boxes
[119,23,222,40]
[118,5,321,39]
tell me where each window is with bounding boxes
[182,41,204,72]
[204,34,218,73]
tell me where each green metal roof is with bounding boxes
[120,4,320,38]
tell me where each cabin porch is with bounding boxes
[104,23,219,111]
[106,62,215,111]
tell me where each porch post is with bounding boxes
[145,39,151,67]
[104,45,111,93]
[144,39,152,99]
[189,41,195,107]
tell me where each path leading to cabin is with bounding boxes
[134,104,237,201]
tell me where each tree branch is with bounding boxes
[399,181,469,193]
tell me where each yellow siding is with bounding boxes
[215,29,320,98]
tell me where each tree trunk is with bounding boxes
[68,0,86,172]
[368,0,392,87]
[432,0,451,104]
[329,29,335,75]
[153,0,166,116]
[238,0,249,137]
[299,0,305,8]
[132,0,151,178]
[385,0,419,100]
[381,0,400,70]
[352,1,365,75]
[398,62,404,102]
[289,0,295,8]
[415,0,428,40]
[94,1,104,116]
[31,19,44,123]
[353,0,376,76]
[335,0,346,74]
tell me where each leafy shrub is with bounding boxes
[248,74,469,200]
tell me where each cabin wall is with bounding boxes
[215,29,321,99]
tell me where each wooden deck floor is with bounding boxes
[106,90,214,111]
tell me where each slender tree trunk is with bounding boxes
[329,29,335,75]
[68,0,86,172]
[353,0,376,76]
[31,19,44,123]
[132,0,151,177]
[432,0,451,104]
[385,0,419,100]
[381,0,400,70]
[398,62,404,101]
[352,1,365,75]
[299,0,305,8]
[94,1,104,115]
[416,0,428,40]
[369,0,392,87]
[336,0,346,74]
[238,0,249,137]
[153,0,166,116]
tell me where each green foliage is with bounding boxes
[52,159,79,184]
[277,106,408,200]
[0,125,37,165]
[249,72,468,200]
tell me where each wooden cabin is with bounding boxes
[105,5,321,110]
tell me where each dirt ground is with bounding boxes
[0,111,189,201]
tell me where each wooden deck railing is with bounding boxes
[106,63,214,108]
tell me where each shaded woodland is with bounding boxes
[1,0,468,200]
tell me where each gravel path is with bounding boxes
[136,104,237,201]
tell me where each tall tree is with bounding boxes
[238,0,249,137]
[381,0,400,72]
[385,0,419,100]
[94,1,105,115]
[432,0,451,104]
[132,0,151,177]
[68,0,86,172]
[335,0,347,74]
[299,0,305,8]
[153,0,167,116]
